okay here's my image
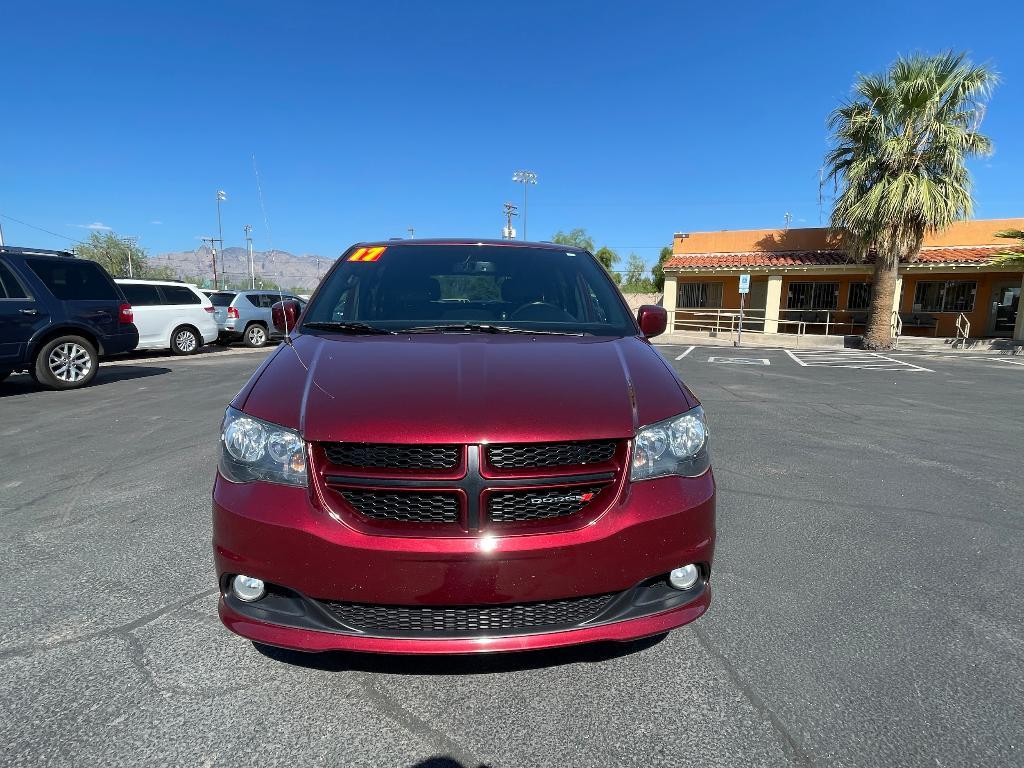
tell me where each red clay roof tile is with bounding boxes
[665,245,1007,271]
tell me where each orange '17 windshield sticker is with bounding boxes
[348,246,386,262]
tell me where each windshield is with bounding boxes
[302,244,636,335]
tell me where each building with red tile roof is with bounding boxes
[662,219,1023,341]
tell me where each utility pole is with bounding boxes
[121,236,138,278]
[316,258,321,282]
[784,212,793,232]
[243,224,255,289]
[502,202,518,240]
[0,218,5,246]
[817,167,824,226]
[201,237,219,288]
[512,170,537,240]
[215,190,227,289]
[407,226,415,239]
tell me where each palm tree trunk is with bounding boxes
[863,256,899,350]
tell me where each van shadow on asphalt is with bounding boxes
[0,365,170,397]
[253,633,667,675]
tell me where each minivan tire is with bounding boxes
[170,325,201,356]
[0,370,11,384]
[243,323,268,348]
[31,335,99,390]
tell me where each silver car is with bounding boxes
[208,290,306,347]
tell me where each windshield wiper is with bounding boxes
[302,321,396,335]
[398,323,585,336]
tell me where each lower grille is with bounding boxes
[322,593,616,636]
[488,485,606,522]
[340,490,458,523]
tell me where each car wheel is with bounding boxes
[243,323,268,348]
[170,325,200,355]
[0,370,10,384]
[32,335,98,390]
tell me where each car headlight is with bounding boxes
[219,406,307,487]
[630,406,710,481]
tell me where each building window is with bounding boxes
[848,282,872,310]
[677,281,723,308]
[913,281,976,313]
[787,282,839,310]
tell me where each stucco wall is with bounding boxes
[620,292,663,313]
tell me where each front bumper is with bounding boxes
[213,470,715,654]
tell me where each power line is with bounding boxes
[0,212,89,246]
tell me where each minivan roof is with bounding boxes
[116,278,195,286]
[0,246,76,259]
[347,238,588,252]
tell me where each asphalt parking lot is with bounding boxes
[1,343,1022,767]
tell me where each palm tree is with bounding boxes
[824,52,997,349]
[993,229,1024,265]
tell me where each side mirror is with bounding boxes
[637,305,667,338]
[271,299,302,335]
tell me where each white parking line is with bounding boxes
[787,349,933,372]
[785,349,807,366]
[675,346,696,360]
[707,357,770,366]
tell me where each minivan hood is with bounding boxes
[235,334,697,444]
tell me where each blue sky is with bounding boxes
[1,1,1021,268]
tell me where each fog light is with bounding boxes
[668,564,700,590]
[231,575,266,602]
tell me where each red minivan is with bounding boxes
[213,240,715,654]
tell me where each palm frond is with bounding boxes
[824,52,997,260]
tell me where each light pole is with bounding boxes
[120,236,138,278]
[243,224,255,289]
[215,190,227,288]
[512,170,537,240]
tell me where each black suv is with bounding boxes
[0,247,139,389]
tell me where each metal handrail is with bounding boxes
[674,307,864,337]
[955,313,970,348]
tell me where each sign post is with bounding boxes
[736,274,750,346]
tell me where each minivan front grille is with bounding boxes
[488,485,607,523]
[322,441,622,534]
[321,593,616,636]
[487,440,617,469]
[323,443,460,470]
[339,490,459,523]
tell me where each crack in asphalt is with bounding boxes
[692,624,816,767]
[0,588,218,662]
[122,631,260,699]
[351,671,490,768]
[123,632,162,694]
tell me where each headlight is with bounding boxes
[631,406,709,481]
[219,407,307,487]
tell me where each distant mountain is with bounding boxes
[147,247,335,291]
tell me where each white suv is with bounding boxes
[115,280,218,355]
